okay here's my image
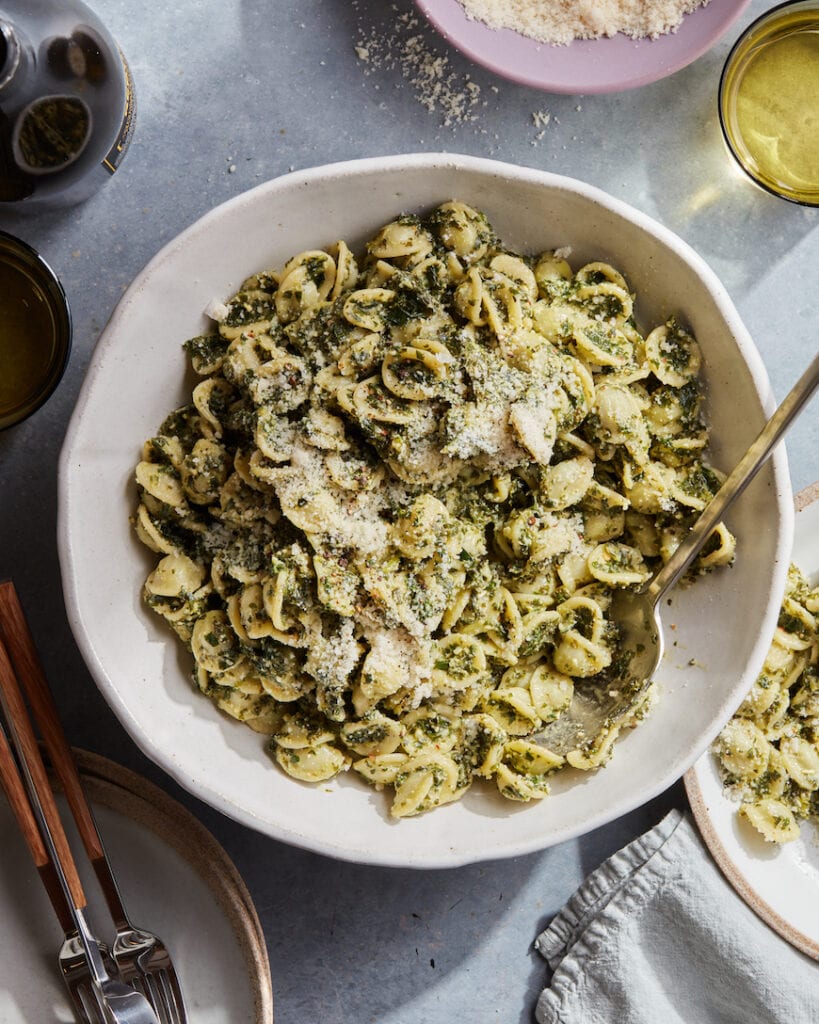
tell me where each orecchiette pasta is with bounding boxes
[134,202,735,818]
[715,564,819,843]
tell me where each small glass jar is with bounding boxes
[719,1,819,206]
[0,232,72,430]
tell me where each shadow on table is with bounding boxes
[182,773,685,1024]
[233,829,548,1023]
[611,50,817,299]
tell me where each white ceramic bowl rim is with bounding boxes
[58,154,793,867]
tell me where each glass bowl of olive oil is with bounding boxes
[0,232,71,430]
[719,0,819,206]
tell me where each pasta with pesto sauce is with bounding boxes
[133,202,735,818]
[715,564,819,843]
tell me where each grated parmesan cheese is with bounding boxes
[304,618,361,688]
[457,0,712,46]
[274,442,389,555]
[363,629,433,708]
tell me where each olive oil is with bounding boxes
[0,233,71,429]
[720,1,819,206]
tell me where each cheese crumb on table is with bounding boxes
[354,10,482,127]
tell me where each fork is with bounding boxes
[0,640,159,1024]
[0,581,188,1024]
[0,719,115,1023]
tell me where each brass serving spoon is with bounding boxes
[538,352,819,757]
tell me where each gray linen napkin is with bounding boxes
[534,809,818,1024]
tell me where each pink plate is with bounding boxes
[414,0,751,93]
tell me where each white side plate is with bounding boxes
[0,751,273,1022]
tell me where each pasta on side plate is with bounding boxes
[715,564,819,843]
[133,202,735,818]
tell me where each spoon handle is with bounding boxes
[647,351,819,606]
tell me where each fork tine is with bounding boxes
[108,929,188,1023]
[74,980,104,1024]
[157,969,186,1024]
[138,975,166,1024]
[61,937,119,1024]
[165,971,187,1024]
[136,971,167,1024]
[75,985,93,1024]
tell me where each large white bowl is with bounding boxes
[59,154,793,867]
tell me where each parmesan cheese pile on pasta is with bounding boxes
[457,0,712,45]
[133,202,734,819]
